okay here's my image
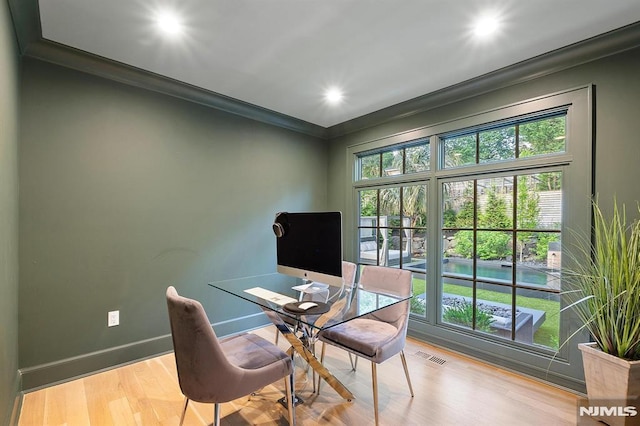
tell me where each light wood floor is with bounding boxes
[19,327,598,425]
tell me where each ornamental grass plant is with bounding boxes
[564,199,640,360]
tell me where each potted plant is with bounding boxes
[564,198,640,426]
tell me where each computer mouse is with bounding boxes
[298,302,318,310]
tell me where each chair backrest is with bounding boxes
[166,286,238,403]
[359,265,412,330]
[342,261,357,288]
[306,261,358,302]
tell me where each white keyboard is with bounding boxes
[244,287,298,306]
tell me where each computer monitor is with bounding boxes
[272,211,343,287]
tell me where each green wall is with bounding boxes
[0,0,20,423]
[18,58,328,389]
[327,45,640,389]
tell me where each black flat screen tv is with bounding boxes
[272,211,343,287]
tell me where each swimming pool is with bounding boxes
[407,258,559,289]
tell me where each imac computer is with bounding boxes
[272,211,343,288]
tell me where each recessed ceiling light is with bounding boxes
[472,13,501,39]
[325,87,344,104]
[156,10,184,37]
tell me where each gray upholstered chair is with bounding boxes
[166,286,296,426]
[317,265,414,426]
[329,261,358,301]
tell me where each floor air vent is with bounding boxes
[429,356,447,365]
[414,351,447,365]
[414,351,432,359]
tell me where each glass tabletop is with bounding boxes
[209,276,410,332]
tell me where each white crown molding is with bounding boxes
[24,39,329,139]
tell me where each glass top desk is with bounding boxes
[209,277,410,402]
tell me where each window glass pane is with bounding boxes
[477,177,513,229]
[359,190,378,265]
[402,184,427,227]
[411,272,427,317]
[442,185,457,229]
[360,154,380,179]
[442,180,474,229]
[443,134,476,168]
[515,172,563,282]
[520,172,563,230]
[479,126,516,163]
[541,233,562,275]
[381,150,401,176]
[359,189,378,218]
[516,174,541,232]
[441,292,474,331]
[379,187,401,217]
[474,256,515,285]
[474,282,514,339]
[515,251,561,290]
[403,184,427,267]
[378,227,397,266]
[405,142,430,173]
[475,230,513,263]
[519,116,566,158]
[359,228,379,265]
[407,250,426,272]
[441,280,514,336]
[516,288,560,349]
[535,170,563,191]
[442,254,473,280]
[443,230,472,267]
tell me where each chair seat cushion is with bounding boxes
[320,318,397,358]
[222,333,290,370]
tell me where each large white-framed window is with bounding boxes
[347,87,592,385]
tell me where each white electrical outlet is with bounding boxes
[108,310,120,327]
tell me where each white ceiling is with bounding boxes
[38,0,640,128]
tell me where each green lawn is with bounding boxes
[411,277,560,348]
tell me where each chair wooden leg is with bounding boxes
[400,351,415,397]
[179,397,189,426]
[371,362,379,426]
[284,373,296,426]
[214,403,221,426]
